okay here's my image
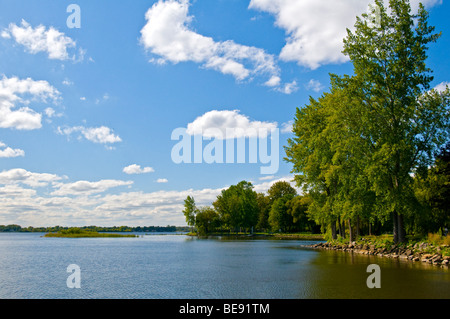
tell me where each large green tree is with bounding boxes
[341,0,449,242]
[286,0,449,243]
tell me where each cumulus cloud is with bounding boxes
[0,168,62,188]
[140,0,295,92]
[123,164,155,175]
[156,178,168,183]
[249,0,443,69]
[0,75,60,130]
[58,125,122,144]
[0,142,25,158]
[51,179,133,196]
[2,19,83,61]
[186,110,278,139]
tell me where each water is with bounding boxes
[0,233,448,299]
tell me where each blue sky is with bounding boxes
[0,0,448,227]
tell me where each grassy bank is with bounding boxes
[44,228,137,238]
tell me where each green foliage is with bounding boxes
[183,195,197,228]
[195,207,220,236]
[256,192,271,231]
[213,181,259,232]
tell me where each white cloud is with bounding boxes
[281,120,293,134]
[0,168,62,187]
[62,78,73,86]
[2,19,83,61]
[186,110,278,139]
[0,75,60,130]
[51,179,133,196]
[259,175,275,181]
[249,0,443,69]
[434,81,449,93]
[0,142,25,158]
[306,79,324,92]
[58,125,122,144]
[123,164,155,175]
[277,80,298,94]
[140,0,294,92]
[156,178,168,183]
[264,75,281,87]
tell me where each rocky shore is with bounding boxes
[307,240,450,267]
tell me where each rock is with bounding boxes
[412,257,420,261]
[422,254,433,259]
[431,254,442,263]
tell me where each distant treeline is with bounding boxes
[0,225,190,233]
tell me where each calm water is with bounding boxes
[0,233,449,299]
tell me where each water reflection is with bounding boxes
[303,248,450,299]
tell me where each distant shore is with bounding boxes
[43,229,138,238]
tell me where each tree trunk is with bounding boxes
[338,216,344,237]
[331,222,337,240]
[393,211,399,244]
[356,216,360,238]
[398,213,406,243]
[348,218,354,242]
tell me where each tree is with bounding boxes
[195,206,220,236]
[269,194,295,233]
[286,195,317,233]
[414,142,450,234]
[183,196,197,231]
[340,0,449,242]
[256,192,271,232]
[267,181,297,204]
[286,0,449,243]
[213,181,259,233]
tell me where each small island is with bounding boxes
[44,228,137,238]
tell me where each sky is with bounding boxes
[0,0,448,227]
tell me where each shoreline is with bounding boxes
[187,232,325,241]
[304,240,450,268]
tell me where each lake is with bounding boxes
[0,233,449,299]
